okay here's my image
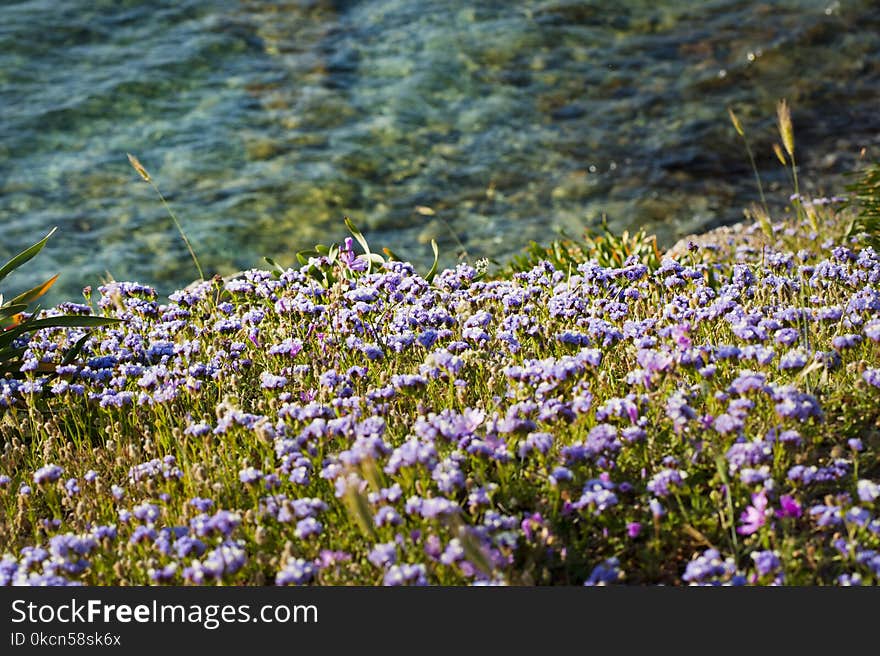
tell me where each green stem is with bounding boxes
[714,455,739,555]
[790,153,813,233]
[150,182,204,281]
[742,136,770,219]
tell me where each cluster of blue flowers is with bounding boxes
[0,212,878,585]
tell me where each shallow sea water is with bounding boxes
[1,0,879,302]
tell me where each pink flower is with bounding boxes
[776,494,802,519]
[737,490,769,535]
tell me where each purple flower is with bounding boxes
[739,467,770,485]
[729,371,766,395]
[339,237,368,272]
[184,422,211,437]
[130,525,157,544]
[424,534,443,560]
[259,372,288,389]
[682,549,740,585]
[383,563,427,586]
[772,386,823,421]
[832,334,861,350]
[520,513,545,541]
[621,426,646,442]
[665,392,696,432]
[33,464,64,485]
[627,522,642,538]
[713,413,742,435]
[518,431,554,458]
[174,537,206,559]
[294,517,323,539]
[779,349,809,370]
[649,498,665,518]
[787,461,849,485]
[239,467,263,485]
[132,502,160,523]
[418,497,458,520]
[584,558,622,586]
[148,563,178,582]
[725,440,771,474]
[574,480,619,514]
[809,504,843,528]
[698,364,717,379]
[737,490,769,535]
[636,349,674,373]
[750,550,782,578]
[368,542,397,568]
[191,510,241,537]
[315,550,351,569]
[857,480,879,503]
[776,495,802,519]
[276,558,316,585]
[646,469,686,498]
[189,497,214,512]
[549,467,573,486]
[863,368,880,389]
[774,328,800,346]
[777,430,802,445]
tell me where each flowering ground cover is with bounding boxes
[1,201,879,586]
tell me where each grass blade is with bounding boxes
[0,315,121,349]
[0,227,57,285]
[424,239,439,283]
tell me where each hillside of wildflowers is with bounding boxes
[1,196,879,586]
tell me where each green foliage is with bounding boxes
[845,163,880,250]
[502,217,662,275]
[0,228,121,377]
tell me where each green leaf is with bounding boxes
[345,216,372,273]
[0,315,121,349]
[9,274,59,307]
[424,239,439,283]
[0,345,25,363]
[263,257,286,274]
[0,227,57,285]
[344,216,371,256]
[305,267,325,285]
[51,332,91,374]
[0,311,39,348]
[0,304,28,322]
[32,315,121,329]
[382,247,403,262]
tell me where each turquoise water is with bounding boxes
[2,0,879,303]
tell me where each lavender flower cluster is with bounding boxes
[0,215,878,586]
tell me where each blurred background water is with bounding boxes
[1,0,879,304]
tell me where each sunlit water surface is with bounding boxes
[1,0,878,302]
